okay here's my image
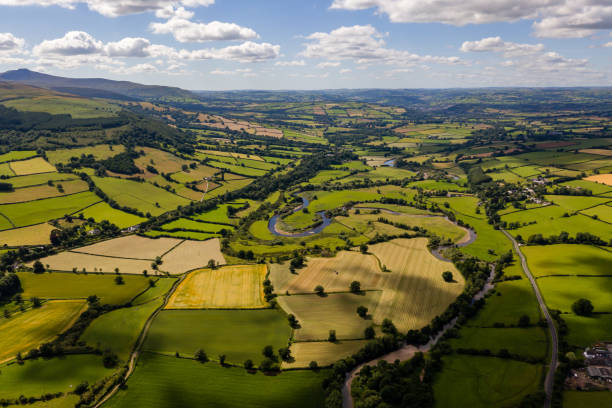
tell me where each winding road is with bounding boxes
[502,230,558,408]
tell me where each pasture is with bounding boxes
[191,202,246,225]
[159,238,226,274]
[368,238,464,332]
[161,218,234,233]
[0,223,55,246]
[0,150,36,163]
[433,355,542,408]
[564,391,612,408]
[0,179,88,204]
[105,353,327,408]
[448,327,548,359]
[2,95,118,118]
[278,292,381,341]
[0,162,13,176]
[144,309,291,364]
[76,201,146,228]
[283,340,368,368]
[9,157,56,175]
[564,314,612,348]
[145,229,219,241]
[166,264,267,309]
[46,144,125,165]
[0,300,87,363]
[537,276,612,313]
[5,172,78,188]
[134,146,194,175]
[522,244,612,277]
[18,271,152,305]
[580,204,612,223]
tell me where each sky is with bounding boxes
[0,0,611,90]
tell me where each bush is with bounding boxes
[350,281,361,293]
[314,285,325,296]
[328,330,337,342]
[195,349,208,363]
[442,271,453,282]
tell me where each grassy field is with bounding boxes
[563,314,612,348]
[207,160,267,177]
[368,238,464,332]
[0,179,88,204]
[0,162,14,176]
[106,353,327,408]
[308,169,351,184]
[537,276,612,313]
[2,95,118,118]
[563,391,612,408]
[278,292,381,341]
[18,271,152,305]
[283,340,368,368]
[523,245,612,277]
[448,327,548,359]
[191,202,246,225]
[0,223,55,246]
[9,157,56,175]
[580,204,612,223]
[161,218,234,233]
[76,201,146,228]
[0,191,100,230]
[145,229,219,241]
[5,172,78,188]
[167,264,266,309]
[0,300,87,363]
[46,144,125,165]
[73,235,181,259]
[0,150,36,163]
[81,298,163,361]
[433,354,542,408]
[0,354,112,400]
[134,146,194,175]
[91,176,190,216]
[144,309,291,364]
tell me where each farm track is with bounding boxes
[502,230,558,408]
[92,275,184,408]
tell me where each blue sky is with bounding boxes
[0,0,610,89]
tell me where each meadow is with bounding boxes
[0,179,88,204]
[76,201,146,228]
[564,391,612,408]
[9,157,56,175]
[537,276,612,313]
[448,327,548,359]
[46,144,125,165]
[0,150,36,163]
[522,245,612,277]
[283,340,368,368]
[5,172,78,188]
[2,95,118,118]
[35,251,154,274]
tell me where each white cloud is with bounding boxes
[0,0,215,17]
[301,25,460,66]
[0,33,25,53]
[33,31,103,56]
[317,61,340,68]
[210,67,256,77]
[330,0,612,38]
[460,37,545,57]
[339,68,351,73]
[105,37,151,57]
[274,59,306,66]
[150,10,258,42]
[186,41,280,62]
[604,42,612,47]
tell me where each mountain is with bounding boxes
[0,69,195,101]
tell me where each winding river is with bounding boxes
[267,195,333,238]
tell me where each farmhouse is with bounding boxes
[586,366,612,380]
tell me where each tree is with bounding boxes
[350,281,361,293]
[33,261,45,274]
[314,285,325,296]
[518,314,530,327]
[244,359,254,370]
[114,276,124,285]
[309,361,319,370]
[259,358,278,372]
[87,295,99,305]
[278,347,291,362]
[357,305,368,319]
[262,345,275,359]
[359,244,368,254]
[572,298,594,316]
[102,350,119,368]
[287,314,299,328]
[31,297,42,308]
[328,330,337,342]
[381,319,397,335]
[207,259,216,269]
[219,354,226,366]
[364,326,375,339]
[195,349,208,363]
[442,271,453,282]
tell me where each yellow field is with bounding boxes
[283,340,368,368]
[369,238,464,332]
[0,179,88,204]
[160,238,226,275]
[72,235,182,260]
[9,157,56,175]
[0,300,86,363]
[135,146,193,175]
[166,264,267,309]
[280,251,385,294]
[0,223,55,246]
[34,251,153,274]
[585,173,612,187]
[579,149,612,156]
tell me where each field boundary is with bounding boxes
[159,239,186,258]
[0,210,15,228]
[68,250,156,262]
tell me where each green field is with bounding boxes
[0,354,113,399]
[523,245,612,277]
[2,96,118,118]
[132,278,176,306]
[81,298,163,360]
[0,191,100,230]
[537,276,612,313]
[0,150,37,163]
[563,314,612,347]
[106,353,327,408]
[145,230,219,240]
[76,201,147,228]
[91,176,190,216]
[191,202,249,225]
[4,172,79,188]
[144,309,291,364]
[207,160,267,177]
[564,391,612,408]
[46,144,125,165]
[161,218,234,233]
[18,272,152,305]
[433,354,542,408]
[448,327,548,359]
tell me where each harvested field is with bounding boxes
[0,223,55,246]
[369,238,465,332]
[160,238,226,275]
[0,300,87,363]
[280,251,384,294]
[9,157,56,175]
[72,235,182,260]
[283,340,368,368]
[35,251,154,274]
[166,264,267,309]
[585,173,612,187]
[579,149,612,156]
[278,291,381,341]
[0,179,88,204]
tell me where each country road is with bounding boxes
[502,230,558,408]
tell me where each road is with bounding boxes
[502,230,558,408]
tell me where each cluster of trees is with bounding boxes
[0,273,21,301]
[522,231,609,246]
[100,151,141,175]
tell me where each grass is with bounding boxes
[449,327,548,359]
[368,238,464,332]
[0,191,100,230]
[0,162,14,176]
[144,309,291,364]
[145,230,219,241]
[563,314,612,348]
[135,147,194,175]
[105,353,327,408]
[166,264,267,309]
[0,179,88,204]
[46,144,125,165]
[429,196,484,219]
[522,245,612,277]
[76,201,147,228]
[563,391,612,408]
[0,354,113,400]
[4,172,78,188]
[81,298,163,361]
[207,161,267,177]
[283,340,368,368]
[0,150,37,163]
[278,292,381,341]
[0,300,87,363]
[161,218,234,233]
[558,179,612,195]
[308,169,351,184]
[433,354,542,408]
[18,271,152,305]
[407,180,467,191]
[580,204,612,223]
[2,95,118,118]
[0,223,56,246]
[9,157,56,175]
[190,202,245,225]
[91,176,190,216]
[537,276,612,313]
